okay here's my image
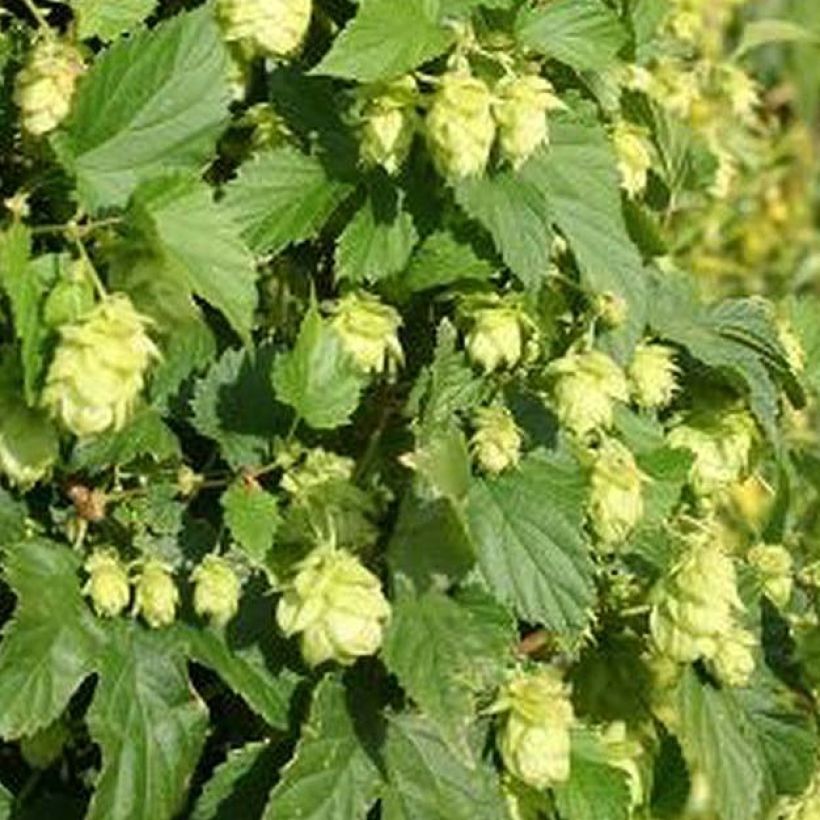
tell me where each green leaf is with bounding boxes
[272,303,366,430]
[516,0,628,72]
[466,451,595,634]
[131,177,257,342]
[191,347,285,469]
[223,148,354,256]
[734,19,819,58]
[71,409,180,471]
[335,184,418,284]
[440,0,514,15]
[0,782,10,820]
[0,540,104,739]
[263,675,382,820]
[524,119,647,357]
[382,587,514,758]
[553,729,631,820]
[86,625,209,820]
[184,603,299,731]
[56,6,230,210]
[191,741,277,820]
[71,0,157,41]
[313,0,454,83]
[403,228,496,293]
[454,170,552,290]
[221,479,280,565]
[381,712,508,820]
[676,668,767,820]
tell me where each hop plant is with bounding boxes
[133,559,179,629]
[359,76,418,174]
[667,407,758,498]
[588,437,646,546]
[276,547,391,667]
[329,292,403,376]
[0,401,59,488]
[612,120,653,198]
[215,0,311,58]
[425,71,495,179]
[650,529,755,685]
[493,74,562,169]
[465,301,529,372]
[14,37,84,136]
[471,405,522,474]
[192,554,242,627]
[41,294,160,437]
[747,543,793,607]
[628,342,679,409]
[495,666,575,789]
[548,350,629,437]
[83,550,130,618]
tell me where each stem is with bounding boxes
[72,236,108,300]
[20,0,50,31]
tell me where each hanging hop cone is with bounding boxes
[612,120,653,198]
[548,350,629,437]
[588,437,647,547]
[667,406,758,499]
[192,554,242,627]
[495,666,575,789]
[493,74,562,169]
[133,559,179,629]
[650,529,756,686]
[329,292,403,376]
[14,38,84,136]
[83,550,130,618]
[216,0,311,58]
[465,301,530,372]
[471,405,522,475]
[0,400,59,489]
[41,294,160,438]
[426,71,495,179]
[359,76,418,174]
[747,543,793,608]
[628,342,679,409]
[276,547,391,667]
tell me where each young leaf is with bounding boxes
[223,148,354,256]
[313,0,454,83]
[515,0,628,72]
[55,6,231,210]
[131,177,258,342]
[272,303,366,430]
[71,0,157,41]
[403,228,496,293]
[0,540,104,739]
[263,675,382,819]
[86,625,209,820]
[454,170,552,291]
[381,712,508,820]
[467,451,595,634]
[221,479,280,565]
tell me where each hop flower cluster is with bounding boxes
[650,530,756,686]
[83,550,130,618]
[216,0,312,58]
[276,548,390,666]
[330,292,403,376]
[133,559,179,629]
[280,447,355,496]
[548,350,628,437]
[465,300,531,373]
[495,666,575,789]
[747,543,793,608]
[471,405,522,474]
[588,438,646,547]
[628,342,679,409]
[667,407,758,499]
[359,77,418,175]
[42,295,159,437]
[612,120,653,199]
[14,38,84,136]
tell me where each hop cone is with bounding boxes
[359,76,418,174]
[216,0,311,58]
[42,294,159,437]
[83,550,130,618]
[330,292,403,375]
[426,71,495,179]
[133,559,179,629]
[471,405,522,475]
[14,38,84,136]
[192,554,242,627]
[628,342,679,409]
